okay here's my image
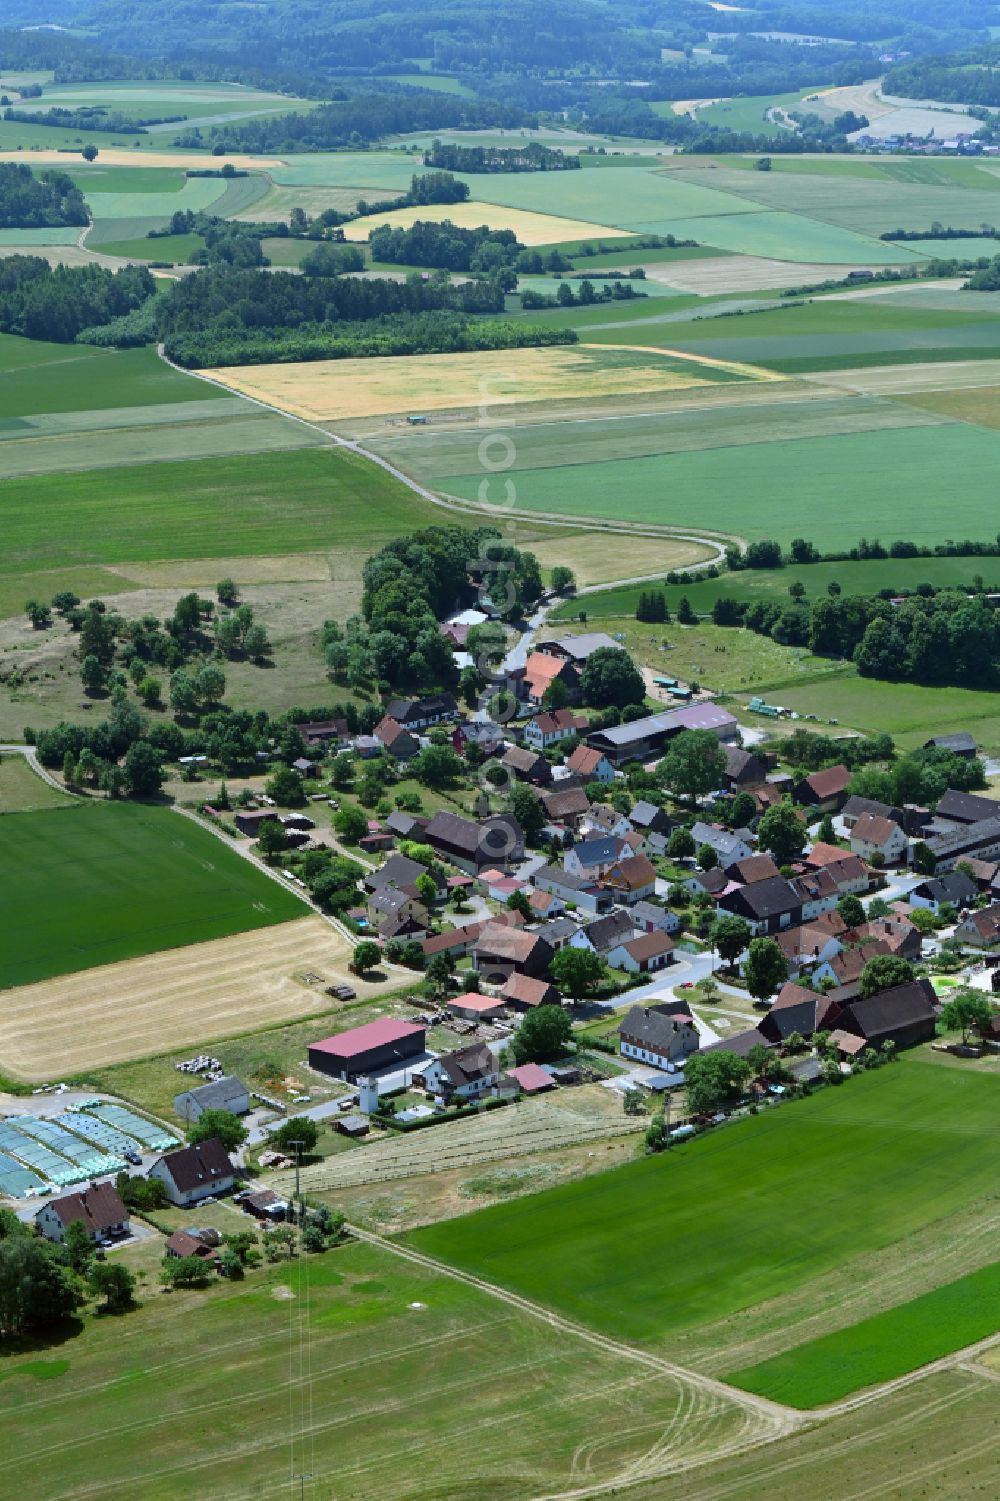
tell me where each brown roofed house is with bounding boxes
[473,924,553,983]
[149,1138,235,1208]
[794,764,851,813]
[501,973,562,1011]
[374,715,420,762]
[35,1182,129,1245]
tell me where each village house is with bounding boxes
[691,822,753,866]
[802,844,870,895]
[531,864,612,915]
[813,940,891,990]
[539,915,587,953]
[374,715,420,762]
[910,869,978,913]
[541,785,592,830]
[619,1004,698,1069]
[793,765,851,814]
[584,802,633,839]
[726,853,781,885]
[384,693,459,730]
[935,789,997,825]
[841,795,904,831]
[564,835,628,881]
[566,744,615,783]
[165,1229,219,1262]
[601,852,657,905]
[149,1139,236,1208]
[791,865,840,920]
[520,654,580,709]
[775,915,847,978]
[523,707,587,748]
[367,883,430,939]
[365,852,434,896]
[955,903,1000,947]
[295,718,349,749]
[758,982,843,1044]
[628,800,673,840]
[607,930,675,974]
[583,908,637,955]
[527,886,563,919]
[418,1043,500,1102]
[478,868,526,903]
[35,1182,129,1245]
[921,815,1000,871]
[631,899,681,936]
[850,812,908,866]
[718,874,803,935]
[722,745,767,790]
[173,1074,250,1124]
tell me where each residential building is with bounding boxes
[295,718,348,748]
[619,1004,698,1068]
[567,744,615,783]
[691,822,753,866]
[922,815,1000,871]
[794,765,851,814]
[583,909,637,955]
[836,978,938,1052]
[531,864,612,915]
[628,800,673,838]
[165,1229,219,1262]
[419,1043,500,1102]
[173,1074,250,1124]
[802,843,870,895]
[35,1183,129,1245]
[935,789,998,825]
[564,835,628,881]
[586,704,738,768]
[955,904,1000,948]
[910,870,978,912]
[520,654,580,708]
[758,982,842,1044]
[500,973,562,1011]
[365,852,432,896]
[722,745,767,789]
[541,785,592,829]
[367,884,429,938]
[841,795,904,831]
[631,899,681,936]
[527,887,563,919]
[601,853,657,905]
[374,715,419,762]
[702,1027,773,1058]
[234,808,280,838]
[718,875,803,934]
[791,865,841,920]
[307,1019,426,1081]
[523,707,587,748]
[850,813,908,865]
[585,802,633,839]
[726,853,780,885]
[383,693,458,730]
[607,931,675,973]
[149,1138,236,1208]
[813,940,891,990]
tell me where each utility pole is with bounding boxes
[288,1139,305,1226]
[293,1472,313,1500]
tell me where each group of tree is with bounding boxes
[369,219,521,274]
[521,278,645,309]
[0,1206,136,1338]
[635,590,670,623]
[424,141,580,173]
[0,256,155,343]
[0,162,88,228]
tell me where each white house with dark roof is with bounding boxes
[618,1004,698,1068]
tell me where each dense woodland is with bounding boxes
[0,258,155,343]
[886,43,1000,105]
[424,142,580,173]
[0,164,88,230]
[369,221,522,273]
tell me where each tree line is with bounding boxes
[0,257,155,343]
[424,141,580,173]
[0,163,88,229]
[369,219,521,273]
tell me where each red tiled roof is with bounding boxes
[507,1063,553,1092]
[309,1018,424,1059]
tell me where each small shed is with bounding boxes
[336,1114,371,1137]
[507,1063,555,1095]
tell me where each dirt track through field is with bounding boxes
[0,916,373,1080]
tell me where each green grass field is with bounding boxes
[0,802,307,988]
[746,671,1000,752]
[729,1259,1000,1406]
[95,231,204,261]
[0,1238,748,1501]
[0,340,221,420]
[410,1062,1000,1347]
[2,446,452,579]
[0,757,74,814]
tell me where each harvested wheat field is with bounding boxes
[340,198,630,245]
[211,342,764,422]
[0,916,378,1080]
[0,148,282,170]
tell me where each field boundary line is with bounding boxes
[154,344,740,556]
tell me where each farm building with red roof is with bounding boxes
[308,1018,426,1079]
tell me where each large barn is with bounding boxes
[307,1018,426,1080]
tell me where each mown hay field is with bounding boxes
[0,914,384,1080]
[0,1239,755,1501]
[210,342,767,422]
[0,802,307,992]
[411,1062,1000,1348]
[340,198,631,245]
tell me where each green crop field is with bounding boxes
[746,671,1000,752]
[0,341,222,420]
[65,166,189,193]
[0,802,307,989]
[549,555,1000,620]
[0,1238,749,1501]
[730,1259,1000,1406]
[2,446,454,581]
[94,230,204,261]
[411,1062,1000,1347]
[0,227,81,245]
[0,756,75,814]
[441,422,1000,549]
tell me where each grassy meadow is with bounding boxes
[0,802,306,989]
[411,1062,1000,1349]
